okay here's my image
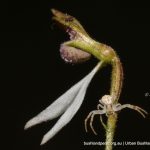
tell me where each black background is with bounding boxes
[3,0,150,150]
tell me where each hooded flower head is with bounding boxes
[52,9,92,64]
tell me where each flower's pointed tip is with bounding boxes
[40,140,45,146]
[51,8,65,18]
[51,8,57,14]
[24,120,32,130]
[40,135,49,145]
[24,118,37,130]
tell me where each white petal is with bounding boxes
[40,62,102,145]
[24,64,97,129]
[25,78,85,129]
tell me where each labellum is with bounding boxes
[60,44,91,64]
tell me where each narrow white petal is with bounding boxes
[24,63,101,130]
[40,62,102,145]
[25,77,85,129]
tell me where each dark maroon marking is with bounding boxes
[66,27,77,40]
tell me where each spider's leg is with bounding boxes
[85,110,106,134]
[97,104,106,129]
[100,115,107,130]
[115,104,148,118]
[90,112,98,135]
[115,103,121,108]
[85,111,94,132]
[113,103,121,112]
[97,104,104,109]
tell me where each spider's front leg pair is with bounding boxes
[85,102,106,135]
[85,95,148,135]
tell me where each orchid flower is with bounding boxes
[25,9,105,144]
[25,61,103,145]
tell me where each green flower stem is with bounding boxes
[105,113,118,150]
[111,57,123,103]
[105,57,123,150]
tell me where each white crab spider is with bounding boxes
[85,95,148,135]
